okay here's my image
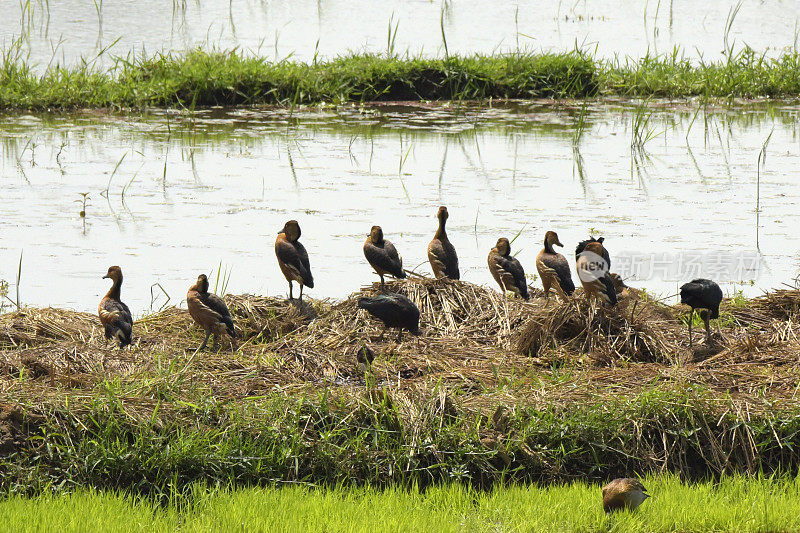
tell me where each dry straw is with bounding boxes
[2,277,800,418]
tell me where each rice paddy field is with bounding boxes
[4,1,800,531]
[3,477,800,532]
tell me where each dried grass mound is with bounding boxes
[224,294,315,341]
[748,289,800,321]
[514,292,684,365]
[265,277,535,382]
[0,308,100,349]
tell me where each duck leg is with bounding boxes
[196,331,211,352]
[380,274,385,290]
[687,309,693,348]
[288,282,294,300]
[212,333,220,351]
[299,283,304,302]
[703,311,712,345]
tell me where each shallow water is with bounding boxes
[0,101,798,314]
[2,0,800,68]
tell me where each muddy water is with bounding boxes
[3,0,800,68]
[0,101,798,314]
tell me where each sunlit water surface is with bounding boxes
[2,0,800,68]
[1,101,798,314]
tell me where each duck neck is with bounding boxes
[435,217,447,239]
[544,237,555,254]
[106,277,122,300]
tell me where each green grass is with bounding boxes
[0,49,597,109]
[4,384,800,497]
[3,45,800,110]
[2,475,800,532]
[601,47,800,99]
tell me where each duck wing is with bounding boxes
[276,239,314,288]
[364,240,405,278]
[204,292,236,337]
[538,252,575,295]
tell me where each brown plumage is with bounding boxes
[275,220,314,301]
[363,225,406,289]
[487,237,529,299]
[98,265,133,348]
[427,206,460,280]
[576,241,617,306]
[187,274,236,352]
[536,231,575,300]
[602,478,650,513]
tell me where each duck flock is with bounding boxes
[93,205,673,514]
[97,206,724,353]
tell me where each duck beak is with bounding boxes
[555,239,564,247]
[102,275,109,279]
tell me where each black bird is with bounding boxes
[364,225,406,289]
[575,236,611,269]
[680,278,723,346]
[357,293,421,342]
[275,220,314,301]
[98,265,133,348]
[187,274,237,352]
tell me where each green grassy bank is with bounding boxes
[2,476,800,532]
[2,47,800,110]
[4,386,800,498]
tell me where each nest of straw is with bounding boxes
[514,291,685,365]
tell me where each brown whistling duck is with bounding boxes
[187,274,237,351]
[575,241,617,306]
[536,231,575,300]
[363,225,406,289]
[275,220,314,301]
[487,237,529,300]
[680,278,723,347]
[427,206,460,280]
[602,478,650,513]
[357,293,421,342]
[98,265,133,348]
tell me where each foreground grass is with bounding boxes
[2,46,800,110]
[2,476,799,532]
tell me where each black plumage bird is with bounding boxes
[680,278,723,346]
[357,293,421,342]
[575,236,611,269]
[98,265,133,348]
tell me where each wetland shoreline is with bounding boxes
[2,278,800,496]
